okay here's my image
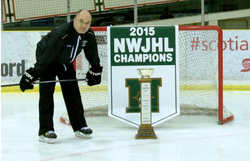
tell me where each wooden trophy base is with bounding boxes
[135,124,157,139]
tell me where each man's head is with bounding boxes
[73,10,92,34]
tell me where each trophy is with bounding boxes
[135,68,157,139]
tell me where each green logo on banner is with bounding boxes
[110,26,176,66]
[125,78,162,113]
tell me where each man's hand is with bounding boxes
[19,67,38,92]
[86,66,103,86]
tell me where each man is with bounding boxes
[19,10,103,144]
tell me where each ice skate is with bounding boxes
[39,130,57,144]
[75,127,92,139]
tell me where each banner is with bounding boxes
[108,26,180,127]
[223,30,250,84]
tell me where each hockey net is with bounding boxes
[60,26,234,125]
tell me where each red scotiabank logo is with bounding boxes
[241,58,250,72]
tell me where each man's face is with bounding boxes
[73,11,91,34]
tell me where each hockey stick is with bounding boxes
[1,78,87,87]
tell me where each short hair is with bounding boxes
[75,10,83,17]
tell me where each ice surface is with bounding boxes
[1,91,250,161]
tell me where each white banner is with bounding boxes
[223,30,250,84]
[1,30,249,86]
[1,31,48,84]
[108,26,180,127]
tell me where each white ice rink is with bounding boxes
[1,91,250,161]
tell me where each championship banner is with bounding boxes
[108,26,179,127]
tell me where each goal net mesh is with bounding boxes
[179,29,219,115]
[75,29,109,116]
[64,26,234,125]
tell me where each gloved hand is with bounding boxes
[86,66,103,86]
[19,67,39,92]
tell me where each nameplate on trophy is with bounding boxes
[141,82,151,124]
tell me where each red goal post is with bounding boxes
[62,25,234,125]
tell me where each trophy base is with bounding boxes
[135,124,157,139]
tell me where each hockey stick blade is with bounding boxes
[1,78,87,87]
